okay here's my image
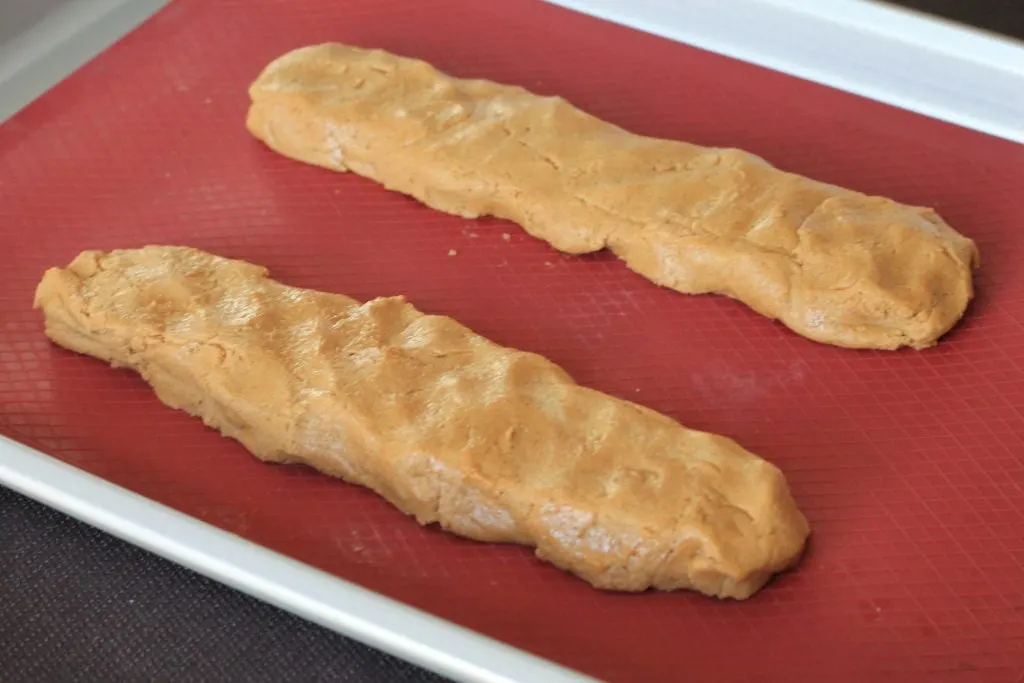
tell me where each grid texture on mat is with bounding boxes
[1,1,1022,681]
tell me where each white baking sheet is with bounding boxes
[545,0,1024,144]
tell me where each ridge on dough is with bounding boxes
[34,245,810,599]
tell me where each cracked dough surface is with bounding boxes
[246,43,980,350]
[34,246,809,599]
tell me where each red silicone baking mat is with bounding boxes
[2,0,1023,681]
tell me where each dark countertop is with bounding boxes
[2,2,1021,682]
[884,0,1024,38]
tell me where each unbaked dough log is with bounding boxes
[34,246,809,599]
[246,43,979,351]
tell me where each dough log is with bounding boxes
[246,43,979,351]
[34,246,809,599]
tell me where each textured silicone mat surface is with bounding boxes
[1,1,1022,681]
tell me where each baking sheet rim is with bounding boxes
[0,436,599,683]
[545,0,1024,144]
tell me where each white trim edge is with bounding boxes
[0,0,172,124]
[0,436,598,683]
[543,0,1024,144]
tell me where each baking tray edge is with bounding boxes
[0,436,599,683]
[544,0,1024,144]
[0,0,171,123]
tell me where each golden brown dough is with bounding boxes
[246,43,979,351]
[34,246,809,599]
